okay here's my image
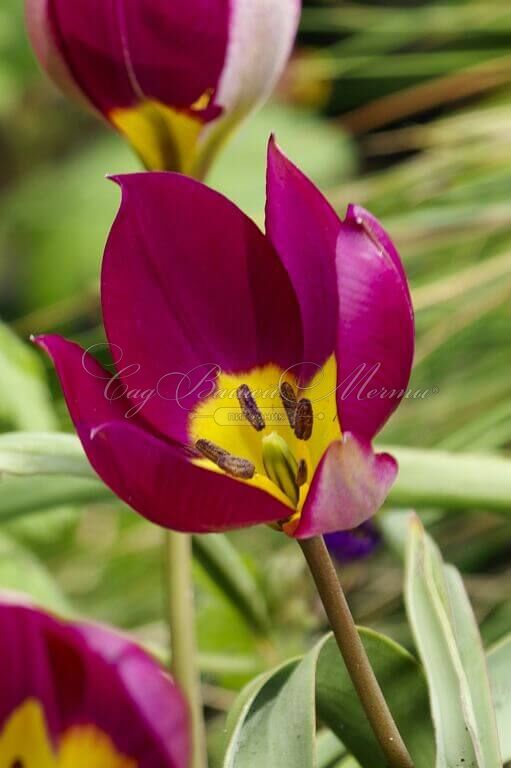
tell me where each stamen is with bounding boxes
[11,761,24,768]
[196,438,255,479]
[296,459,308,487]
[218,454,256,480]
[237,384,265,431]
[279,381,297,428]
[294,399,313,440]
[196,438,228,464]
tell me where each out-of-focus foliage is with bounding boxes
[0,2,511,765]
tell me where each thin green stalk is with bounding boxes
[299,536,414,768]
[165,531,208,768]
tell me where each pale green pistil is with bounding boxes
[262,432,301,506]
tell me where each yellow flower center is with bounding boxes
[189,355,341,529]
[0,700,136,768]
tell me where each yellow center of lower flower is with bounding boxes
[0,700,135,768]
[189,356,341,529]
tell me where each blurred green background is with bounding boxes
[1,1,511,763]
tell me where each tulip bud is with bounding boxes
[25,0,301,177]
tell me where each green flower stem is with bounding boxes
[299,536,414,768]
[165,531,208,768]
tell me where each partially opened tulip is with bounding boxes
[25,0,301,177]
[35,140,414,539]
[0,596,189,767]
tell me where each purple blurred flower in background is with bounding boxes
[325,521,381,563]
[35,139,414,539]
[0,596,189,767]
[25,0,301,176]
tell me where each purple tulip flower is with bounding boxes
[35,139,414,539]
[25,0,301,175]
[0,596,189,767]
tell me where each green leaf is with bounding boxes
[225,632,434,768]
[444,566,502,767]
[0,531,70,614]
[385,445,511,514]
[405,515,501,768]
[0,475,110,523]
[316,631,434,768]
[316,731,347,768]
[223,646,319,768]
[223,664,290,761]
[487,634,511,762]
[0,323,56,430]
[193,534,270,635]
[0,432,91,476]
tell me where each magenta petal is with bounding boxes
[347,204,409,285]
[336,208,414,440]
[25,0,93,110]
[102,172,303,443]
[88,420,288,532]
[69,622,189,767]
[0,600,59,737]
[120,0,229,114]
[34,334,133,428]
[27,0,229,117]
[293,433,397,539]
[0,599,189,768]
[266,138,340,378]
[34,332,153,484]
[46,0,138,112]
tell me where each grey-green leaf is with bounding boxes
[385,445,511,514]
[223,653,316,768]
[316,631,434,768]
[225,631,434,768]
[405,514,502,768]
[444,566,502,768]
[316,731,346,768]
[0,432,91,476]
[487,634,511,762]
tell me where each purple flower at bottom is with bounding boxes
[325,521,381,563]
[0,596,189,767]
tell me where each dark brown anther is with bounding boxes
[218,454,256,480]
[279,381,297,428]
[296,459,308,487]
[11,761,24,768]
[294,399,313,440]
[237,384,265,431]
[196,438,255,479]
[195,438,229,464]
